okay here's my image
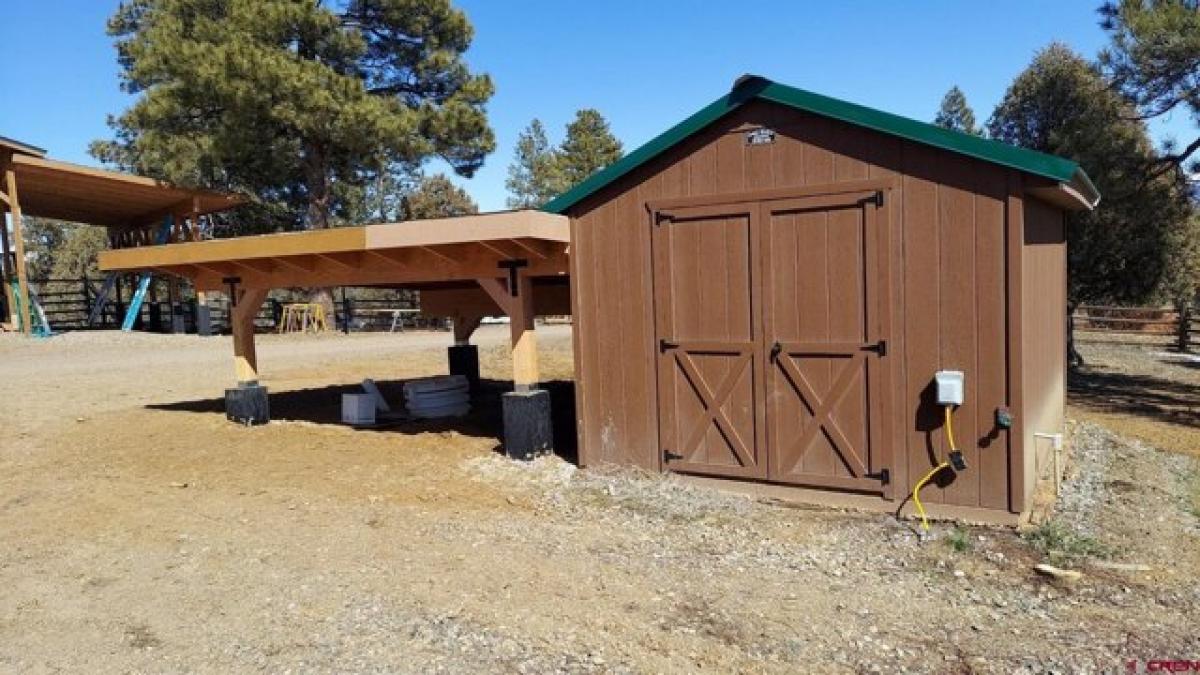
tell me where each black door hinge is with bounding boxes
[862,340,887,357]
[770,341,782,360]
[659,338,679,352]
[664,450,684,462]
[874,190,885,207]
[864,468,890,484]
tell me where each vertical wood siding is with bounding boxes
[569,100,1046,511]
[1020,199,1068,507]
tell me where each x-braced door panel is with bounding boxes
[652,203,766,479]
[761,191,893,496]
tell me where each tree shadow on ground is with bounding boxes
[146,378,579,464]
[1068,364,1200,430]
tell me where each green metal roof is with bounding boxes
[542,76,1099,214]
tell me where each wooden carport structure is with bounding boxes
[0,135,244,333]
[99,210,572,455]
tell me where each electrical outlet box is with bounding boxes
[935,370,965,406]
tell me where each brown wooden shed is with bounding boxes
[544,76,1099,523]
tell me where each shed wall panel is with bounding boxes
[1020,198,1068,506]
[569,100,1019,510]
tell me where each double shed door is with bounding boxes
[652,187,893,496]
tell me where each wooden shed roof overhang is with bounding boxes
[98,209,571,291]
[543,75,1102,214]
[2,137,244,334]
[5,153,245,229]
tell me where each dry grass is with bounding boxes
[1070,339,1200,458]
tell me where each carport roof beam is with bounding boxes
[98,210,571,291]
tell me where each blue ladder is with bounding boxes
[120,216,174,332]
[9,279,52,337]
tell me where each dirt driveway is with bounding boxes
[0,328,1196,673]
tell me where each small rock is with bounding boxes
[168,482,189,488]
[1034,563,1082,582]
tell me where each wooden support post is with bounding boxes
[481,272,552,458]
[452,313,483,344]
[231,287,269,384]
[477,274,539,391]
[226,285,270,425]
[0,201,13,327]
[510,272,538,391]
[5,169,32,334]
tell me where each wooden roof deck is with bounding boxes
[8,154,245,229]
[99,210,571,291]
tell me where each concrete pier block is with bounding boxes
[501,388,553,460]
[225,383,269,425]
[448,344,480,391]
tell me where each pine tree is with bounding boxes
[988,43,1196,362]
[1099,0,1200,177]
[402,174,478,220]
[933,86,981,135]
[505,119,563,208]
[557,109,623,190]
[91,0,495,235]
[21,218,70,279]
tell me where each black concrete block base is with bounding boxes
[148,303,163,332]
[170,303,186,334]
[502,388,553,460]
[448,344,480,390]
[225,383,270,425]
[195,305,213,336]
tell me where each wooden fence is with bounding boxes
[1073,304,1198,351]
[18,276,449,335]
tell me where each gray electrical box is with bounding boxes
[935,370,965,406]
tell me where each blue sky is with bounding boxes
[1,1,1193,212]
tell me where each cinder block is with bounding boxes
[195,305,213,337]
[502,388,553,460]
[225,383,269,425]
[448,344,480,391]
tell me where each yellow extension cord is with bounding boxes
[911,405,956,532]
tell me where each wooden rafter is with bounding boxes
[316,251,363,269]
[419,246,458,265]
[232,258,275,275]
[273,255,319,273]
[365,249,409,268]
[508,238,557,260]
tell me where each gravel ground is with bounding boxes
[0,329,1197,673]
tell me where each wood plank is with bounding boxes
[938,164,980,507]
[476,277,513,315]
[1006,173,1027,513]
[5,170,32,334]
[509,272,538,390]
[901,144,942,505]
[647,177,896,213]
[975,166,1010,510]
[231,288,269,383]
